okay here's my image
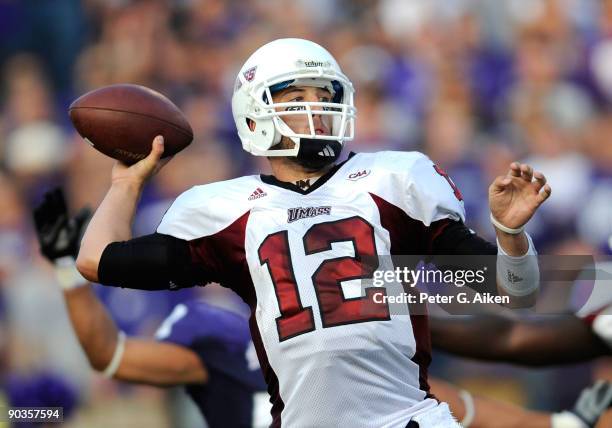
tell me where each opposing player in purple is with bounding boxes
[33,189,270,428]
[77,39,551,427]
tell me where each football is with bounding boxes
[68,84,193,165]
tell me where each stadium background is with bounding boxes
[0,0,611,426]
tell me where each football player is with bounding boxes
[431,254,612,363]
[430,312,610,367]
[76,39,551,427]
[429,263,612,428]
[33,189,271,428]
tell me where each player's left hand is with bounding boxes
[488,162,551,229]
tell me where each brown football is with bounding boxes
[69,84,193,165]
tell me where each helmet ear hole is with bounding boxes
[246,118,256,131]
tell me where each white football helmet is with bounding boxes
[231,38,356,157]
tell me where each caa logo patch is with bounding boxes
[243,66,257,82]
[347,169,370,181]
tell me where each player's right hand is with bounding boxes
[111,136,172,186]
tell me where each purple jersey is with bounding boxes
[155,301,269,427]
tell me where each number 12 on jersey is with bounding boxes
[258,216,391,342]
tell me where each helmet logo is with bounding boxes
[243,66,257,82]
[297,60,331,68]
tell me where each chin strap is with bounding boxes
[291,138,342,170]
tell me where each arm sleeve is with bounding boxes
[430,220,498,294]
[97,233,211,290]
[431,220,497,255]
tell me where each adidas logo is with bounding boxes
[248,187,267,200]
[507,271,523,283]
[318,145,336,157]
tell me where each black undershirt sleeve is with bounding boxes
[431,220,497,255]
[430,220,498,294]
[97,233,209,290]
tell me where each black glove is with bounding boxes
[571,380,612,427]
[32,188,91,263]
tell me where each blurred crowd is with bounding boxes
[1,0,611,426]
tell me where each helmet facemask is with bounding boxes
[255,77,353,169]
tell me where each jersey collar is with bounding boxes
[260,152,356,195]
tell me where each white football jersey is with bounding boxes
[157,151,465,428]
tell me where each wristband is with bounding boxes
[496,232,539,297]
[54,256,88,290]
[551,411,589,428]
[102,331,126,378]
[458,389,475,427]
[490,213,525,235]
